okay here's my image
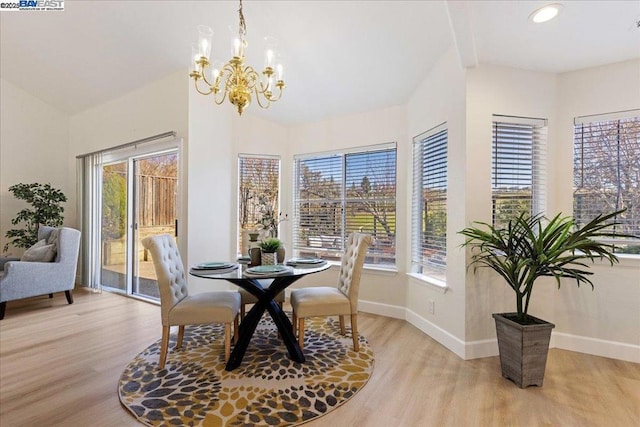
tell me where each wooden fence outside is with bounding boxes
[136,175,177,227]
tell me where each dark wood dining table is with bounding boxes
[189,262,330,371]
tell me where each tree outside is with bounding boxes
[574,117,640,253]
[296,149,397,265]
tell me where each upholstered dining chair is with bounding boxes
[142,235,241,369]
[290,233,372,352]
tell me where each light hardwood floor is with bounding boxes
[1,289,638,427]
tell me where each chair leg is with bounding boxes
[351,313,359,352]
[65,290,74,304]
[339,315,346,335]
[233,315,239,344]
[298,318,305,350]
[0,302,6,320]
[224,323,231,362]
[176,325,185,349]
[240,303,245,319]
[292,312,297,337]
[159,326,170,369]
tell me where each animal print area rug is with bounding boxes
[118,315,374,426]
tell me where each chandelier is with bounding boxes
[189,0,285,115]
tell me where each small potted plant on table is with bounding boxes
[258,238,282,265]
[459,210,630,388]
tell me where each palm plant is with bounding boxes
[459,210,631,323]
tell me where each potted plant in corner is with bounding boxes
[459,210,630,388]
[258,237,283,266]
[3,183,67,253]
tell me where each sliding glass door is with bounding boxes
[132,153,178,299]
[99,149,179,301]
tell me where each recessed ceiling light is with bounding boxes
[530,3,563,24]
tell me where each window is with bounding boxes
[237,155,280,252]
[293,143,396,267]
[574,111,640,254]
[412,124,447,278]
[492,115,547,228]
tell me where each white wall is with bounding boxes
[405,47,467,353]
[185,82,235,294]
[465,64,559,349]
[69,70,189,231]
[552,59,640,361]
[2,53,637,363]
[460,61,640,362]
[287,105,408,314]
[231,113,290,251]
[0,78,71,256]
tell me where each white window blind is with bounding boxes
[573,113,640,254]
[237,155,280,252]
[492,116,547,228]
[293,144,397,267]
[412,124,447,277]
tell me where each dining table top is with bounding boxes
[189,261,331,280]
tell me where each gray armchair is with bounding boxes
[0,226,81,319]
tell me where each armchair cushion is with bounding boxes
[47,228,60,246]
[20,239,56,262]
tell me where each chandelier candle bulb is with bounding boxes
[263,36,277,69]
[276,63,284,82]
[190,45,201,76]
[231,36,245,58]
[197,25,213,59]
[265,49,274,68]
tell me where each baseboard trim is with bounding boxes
[358,300,405,319]
[465,338,499,359]
[551,332,640,364]
[355,300,639,363]
[404,308,466,359]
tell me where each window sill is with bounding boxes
[615,253,640,261]
[363,264,398,274]
[406,272,448,293]
[324,261,398,275]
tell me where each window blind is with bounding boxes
[492,116,547,228]
[412,125,447,276]
[293,144,397,267]
[237,155,280,252]
[573,115,640,253]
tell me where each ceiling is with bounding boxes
[1,1,639,126]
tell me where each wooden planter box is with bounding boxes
[493,313,555,388]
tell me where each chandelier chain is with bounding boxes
[238,0,247,38]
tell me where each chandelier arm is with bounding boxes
[269,86,284,102]
[193,79,214,96]
[254,86,271,109]
[213,88,227,105]
[255,78,271,97]
[256,82,282,102]
[200,69,213,87]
